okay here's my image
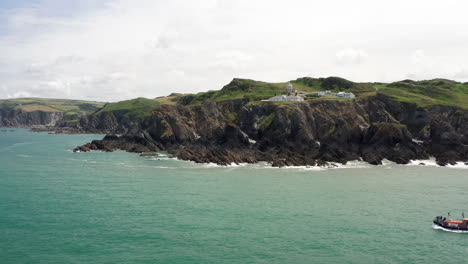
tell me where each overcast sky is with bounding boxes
[1,0,468,102]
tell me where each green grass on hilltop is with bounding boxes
[177,79,288,105]
[176,77,468,109]
[177,77,377,106]
[2,77,467,125]
[0,98,105,116]
[377,79,468,109]
[95,97,161,120]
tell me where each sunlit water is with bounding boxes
[1,129,467,263]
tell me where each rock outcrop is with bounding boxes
[75,94,468,167]
[0,107,65,127]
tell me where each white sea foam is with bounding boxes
[150,153,467,170]
[198,162,249,168]
[408,158,439,167]
[279,160,372,171]
[253,164,324,171]
[334,160,372,169]
[432,224,468,233]
[446,162,468,169]
[16,154,32,158]
[408,157,468,169]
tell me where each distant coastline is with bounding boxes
[2,77,468,167]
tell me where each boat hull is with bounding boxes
[433,221,468,231]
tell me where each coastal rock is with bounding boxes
[74,95,468,166]
[0,107,64,128]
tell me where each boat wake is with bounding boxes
[432,224,468,233]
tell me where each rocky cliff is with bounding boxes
[0,98,105,130]
[75,94,468,166]
[0,107,65,127]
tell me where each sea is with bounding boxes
[1,128,467,264]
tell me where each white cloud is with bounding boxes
[407,49,468,81]
[335,48,368,65]
[410,49,428,65]
[0,0,468,102]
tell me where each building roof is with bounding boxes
[286,95,303,99]
[269,95,286,100]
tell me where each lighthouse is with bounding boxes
[285,82,295,94]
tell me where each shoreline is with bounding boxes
[5,127,468,169]
[143,152,468,170]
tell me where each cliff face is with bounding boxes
[75,112,124,134]
[0,107,64,127]
[75,94,468,166]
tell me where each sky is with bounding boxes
[1,0,468,102]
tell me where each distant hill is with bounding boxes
[173,77,468,109]
[0,98,105,116]
[2,76,468,129]
[0,98,106,127]
[94,97,161,120]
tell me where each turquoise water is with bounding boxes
[1,129,468,263]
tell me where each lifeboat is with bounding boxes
[433,212,468,231]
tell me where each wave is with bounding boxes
[408,158,468,169]
[16,154,32,158]
[446,162,468,169]
[432,224,468,233]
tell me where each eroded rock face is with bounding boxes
[74,95,468,167]
[0,108,65,127]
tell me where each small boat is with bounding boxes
[433,212,468,231]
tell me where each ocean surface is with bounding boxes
[1,128,468,264]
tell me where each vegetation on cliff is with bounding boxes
[4,76,467,128]
[95,98,161,120]
[174,77,468,109]
[0,98,105,115]
[0,98,105,127]
[75,94,468,167]
[378,79,468,108]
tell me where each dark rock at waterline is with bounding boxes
[73,95,468,167]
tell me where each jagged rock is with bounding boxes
[0,107,64,127]
[73,95,468,166]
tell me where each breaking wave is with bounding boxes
[16,154,32,158]
[408,158,468,169]
[142,152,468,170]
[432,224,468,233]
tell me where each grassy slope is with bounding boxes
[0,98,106,117]
[95,97,161,120]
[153,93,185,105]
[2,77,466,124]
[176,77,379,106]
[176,79,287,105]
[174,77,468,109]
[377,79,468,109]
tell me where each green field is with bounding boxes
[173,77,468,109]
[0,98,106,118]
[175,77,377,106]
[95,97,161,120]
[376,79,468,109]
[2,77,467,124]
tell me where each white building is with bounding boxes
[267,95,304,102]
[316,90,355,99]
[317,90,332,96]
[336,92,355,98]
[285,82,296,94]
